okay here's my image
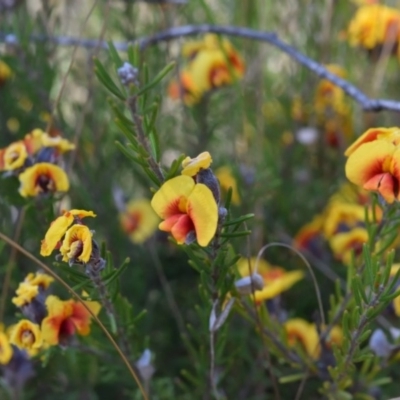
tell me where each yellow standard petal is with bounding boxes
[18,162,70,197]
[151,175,195,219]
[25,272,54,289]
[9,320,43,357]
[0,331,13,365]
[60,225,93,263]
[181,152,212,176]
[186,183,218,246]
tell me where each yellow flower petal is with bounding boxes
[186,183,218,246]
[345,127,400,157]
[151,176,195,219]
[181,152,212,176]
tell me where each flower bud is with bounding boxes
[117,62,139,87]
[196,168,220,204]
[234,273,264,295]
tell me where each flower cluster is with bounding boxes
[345,127,400,204]
[168,34,245,105]
[151,152,222,247]
[0,270,100,392]
[0,128,75,197]
[40,209,98,266]
[292,64,353,148]
[294,183,375,266]
[347,3,400,60]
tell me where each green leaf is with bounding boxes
[94,58,126,100]
[223,213,255,227]
[107,40,123,67]
[148,128,161,162]
[127,44,139,66]
[136,62,175,96]
[102,257,130,286]
[220,230,252,238]
[165,154,186,180]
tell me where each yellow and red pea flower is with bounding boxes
[236,257,304,303]
[41,295,101,346]
[169,35,245,105]
[151,175,218,247]
[329,227,369,266]
[345,140,400,203]
[40,209,96,257]
[18,162,70,197]
[9,320,43,357]
[293,215,324,255]
[284,318,320,359]
[347,3,400,57]
[119,199,159,244]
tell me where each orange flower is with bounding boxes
[18,162,69,197]
[293,215,324,253]
[40,209,96,257]
[41,295,101,346]
[345,140,400,203]
[151,175,218,246]
[59,225,93,264]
